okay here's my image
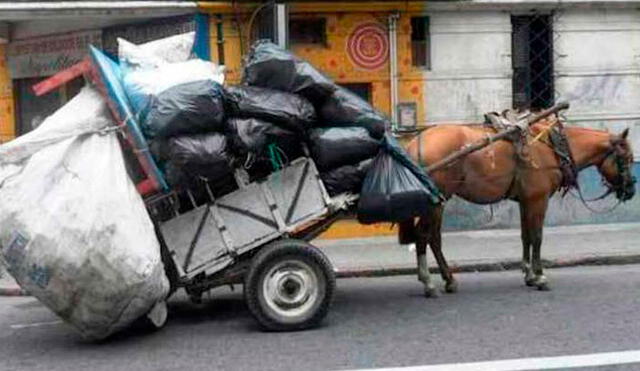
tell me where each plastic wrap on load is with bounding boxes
[225,117,300,156]
[223,85,315,133]
[318,86,388,139]
[242,40,336,101]
[308,127,381,171]
[321,158,373,196]
[162,132,233,188]
[0,87,169,340]
[357,134,442,224]
[142,80,226,139]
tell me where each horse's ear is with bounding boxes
[621,128,630,139]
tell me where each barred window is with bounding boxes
[411,16,431,69]
[512,15,554,110]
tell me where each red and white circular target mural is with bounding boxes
[347,22,389,70]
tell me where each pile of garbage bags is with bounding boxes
[119,38,441,222]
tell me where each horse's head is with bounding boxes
[597,128,636,201]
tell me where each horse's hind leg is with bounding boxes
[428,205,457,293]
[416,216,438,298]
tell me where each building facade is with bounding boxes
[0,1,638,236]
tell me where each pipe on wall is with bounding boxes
[388,12,399,128]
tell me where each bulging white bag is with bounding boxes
[0,86,169,340]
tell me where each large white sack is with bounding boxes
[118,32,196,68]
[0,86,169,340]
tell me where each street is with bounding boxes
[2,264,640,371]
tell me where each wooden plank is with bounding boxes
[32,59,91,97]
[425,102,570,173]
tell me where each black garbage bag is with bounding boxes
[320,158,373,196]
[224,85,316,133]
[308,127,380,171]
[318,86,388,139]
[225,117,300,156]
[242,40,336,101]
[162,133,233,188]
[357,134,442,224]
[143,80,226,139]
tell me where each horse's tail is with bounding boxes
[398,219,417,244]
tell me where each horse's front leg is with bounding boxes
[531,227,549,291]
[521,198,550,291]
[416,217,439,298]
[519,202,535,286]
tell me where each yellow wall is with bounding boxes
[202,3,427,239]
[0,45,14,144]
[206,5,427,123]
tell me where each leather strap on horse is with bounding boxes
[548,122,579,195]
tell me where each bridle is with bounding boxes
[572,137,636,213]
[598,140,636,202]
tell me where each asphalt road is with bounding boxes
[2,265,640,371]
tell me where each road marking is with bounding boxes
[343,350,640,371]
[10,320,62,329]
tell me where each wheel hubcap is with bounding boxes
[263,260,319,318]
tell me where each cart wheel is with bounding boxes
[244,239,335,331]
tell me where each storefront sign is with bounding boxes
[347,22,388,70]
[7,30,102,79]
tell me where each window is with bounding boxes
[14,77,84,136]
[289,18,326,45]
[411,16,431,69]
[512,15,554,110]
[339,83,372,103]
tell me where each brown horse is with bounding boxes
[402,118,635,296]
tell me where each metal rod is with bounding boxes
[425,102,570,173]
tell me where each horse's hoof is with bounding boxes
[537,283,551,291]
[445,280,458,293]
[424,285,440,298]
[525,277,536,287]
[533,275,550,291]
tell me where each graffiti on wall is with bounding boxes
[346,22,388,70]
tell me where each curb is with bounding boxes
[2,255,640,295]
[334,254,640,278]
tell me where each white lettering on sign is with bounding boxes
[7,30,102,79]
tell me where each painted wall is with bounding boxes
[554,8,640,158]
[208,9,427,123]
[425,11,512,123]
[0,45,14,144]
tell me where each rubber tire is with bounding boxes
[244,239,336,332]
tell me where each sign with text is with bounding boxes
[7,30,102,79]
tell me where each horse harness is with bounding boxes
[484,110,578,196]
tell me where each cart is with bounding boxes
[34,46,356,331]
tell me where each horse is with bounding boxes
[401,117,636,296]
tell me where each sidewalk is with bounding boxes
[317,222,640,278]
[1,222,639,296]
